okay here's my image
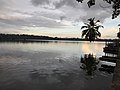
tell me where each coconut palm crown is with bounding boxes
[81,18,104,42]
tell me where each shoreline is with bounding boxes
[0,39,117,43]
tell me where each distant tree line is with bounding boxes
[0,33,54,41]
[0,33,81,41]
[0,33,117,42]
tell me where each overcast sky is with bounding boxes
[0,0,119,38]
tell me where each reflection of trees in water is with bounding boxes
[80,54,99,76]
[80,54,115,76]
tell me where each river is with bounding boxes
[0,41,113,90]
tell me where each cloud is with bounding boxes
[31,0,113,23]
[53,0,78,9]
[31,0,50,6]
[0,0,15,11]
[0,0,67,29]
[0,0,114,28]
[60,16,66,21]
[31,0,78,8]
[0,11,66,29]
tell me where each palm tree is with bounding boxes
[81,18,104,42]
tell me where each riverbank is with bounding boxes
[0,33,118,42]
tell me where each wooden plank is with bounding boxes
[99,57,117,63]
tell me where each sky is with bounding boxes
[0,0,120,39]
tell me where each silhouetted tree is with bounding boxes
[81,18,104,42]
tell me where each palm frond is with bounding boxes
[85,30,91,39]
[81,26,88,29]
[92,17,95,21]
[84,23,90,26]
[82,29,89,38]
[88,18,92,21]
[96,20,100,22]
[96,31,101,37]
[95,20,100,24]
[98,25,104,28]
[94,25,104,30]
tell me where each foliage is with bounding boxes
[81,18,104,42]
[76,0,120,19]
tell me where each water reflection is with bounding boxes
[81,42,104,56]
[80,53,115,76]
[0,41,113,90]
[80,54,99,76]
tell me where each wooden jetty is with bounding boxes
[99,56,118,63]
[99,41,119,63]
[99,40,120,89]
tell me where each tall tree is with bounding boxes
[81,18,104,42]
[76,0,120,19]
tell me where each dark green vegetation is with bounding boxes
[76,0,120,19]
[0,33,117,42]
[81,18,104,42]
[0,34,54,41]
[0,33,83,42]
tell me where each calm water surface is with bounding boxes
[0,41,113,90]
